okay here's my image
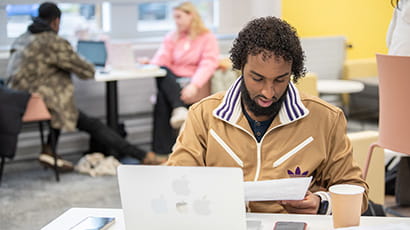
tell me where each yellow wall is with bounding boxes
[282,0,394,59]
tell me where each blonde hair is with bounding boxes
[174,1,209,39]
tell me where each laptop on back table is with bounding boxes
[77,40,107,71]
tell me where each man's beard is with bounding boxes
[240,81,287,118]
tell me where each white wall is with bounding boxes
[218,0,280,35]
[110,3,138,39]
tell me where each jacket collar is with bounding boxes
[213,76,309,125]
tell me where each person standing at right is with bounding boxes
[387,0,410,55]
[150,2,219,155]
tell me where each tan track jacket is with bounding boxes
[7,31,95,131]
[168,77,369,213]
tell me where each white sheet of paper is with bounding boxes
[244,176,312,201]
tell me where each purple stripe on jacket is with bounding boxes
[289,83,305,116]
[217,77,242,119]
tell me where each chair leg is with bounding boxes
[39,121,45,147]
[0,156,5,186]
[44,121,60,182]
[363,143,380,180]
[38,121,47,171]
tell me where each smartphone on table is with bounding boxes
[70,216,115,230]
[273,221,307,230]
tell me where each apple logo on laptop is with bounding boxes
[172,176,190,196]
[151,195,168,214]
[193,196,211,215]
[175,200,189,214]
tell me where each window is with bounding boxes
[137,0,218,32]
[4,1,219,41]
[5,3,108,39]
[58,3,98,38]
[6,4,39,38]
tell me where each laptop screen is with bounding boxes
[77,40,107,67]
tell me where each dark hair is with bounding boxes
[230,16,306,83]
[38,2,61,23]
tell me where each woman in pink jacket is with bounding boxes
[150,1,219,154]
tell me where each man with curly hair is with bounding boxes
[167,17,368,214]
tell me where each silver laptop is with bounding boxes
[117,165,247,230]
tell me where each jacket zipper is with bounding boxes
[272,136,314,168]
[254,142,262,181]
[210,129,244,167]
[220,122,288,181]
[255,122,290,180]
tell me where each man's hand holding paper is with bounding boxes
[279,190,321,214]
[244,176,320,214]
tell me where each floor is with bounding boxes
[0,154,121,230]
[385,195,410,217]
[0,118,408,230]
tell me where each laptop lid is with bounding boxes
[106,43,136,70]
[77,40,107,68]
[117,165,247,230]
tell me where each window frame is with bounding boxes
[135,0,219,34]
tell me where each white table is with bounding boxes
[95,69,166,82]
[42,208,410,230]
[94,68,166,132]
[317,79,365,115]
[317,79,365,95]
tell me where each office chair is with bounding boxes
[363,54,410,178]
[362,54,410,215]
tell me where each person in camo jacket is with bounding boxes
[7,2,165,171]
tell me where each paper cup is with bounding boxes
[329,184,364,229]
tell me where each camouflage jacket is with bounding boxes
[7,31,95,131]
